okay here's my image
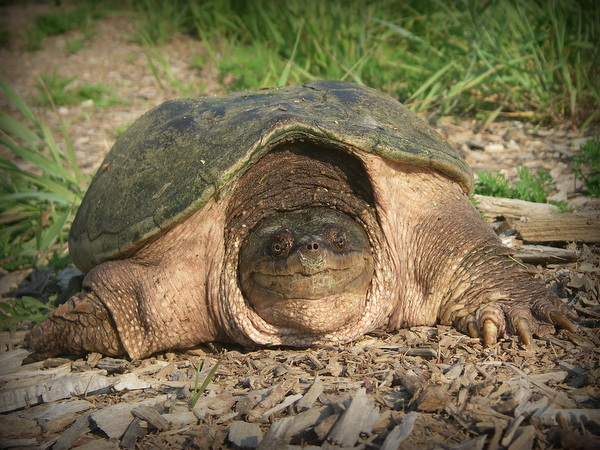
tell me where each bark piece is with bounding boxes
[506,424,536,450]
[412,385,452,412]
[89,395,167,440]
[474,195,558,218]
[51,413,92,450]
[131,404,170,431]
[285,405,334,439]
[515,212,600,243]
[113,372,152,391]
[120,417,147,449]
[163,411,198,428]
[96,357,129,374]
[326,388,379,446]
[380,411,418,450]
[0,369,112,413]
[24,398,95,434]
[0,347,31,375]
[261,393,302,419]
[296,376,323,412]
[513,245,580,264]
[0,414,39,439]
[256,417,294,450]
[228,421,263,449]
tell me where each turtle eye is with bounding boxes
[325,226,350,252]
[268,231,294,257]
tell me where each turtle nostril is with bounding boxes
[306,243,319,251]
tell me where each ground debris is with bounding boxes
[1,314,598,449]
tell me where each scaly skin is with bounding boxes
[24,290,124,362]
[25,153,576,361]
[363,154,576,345]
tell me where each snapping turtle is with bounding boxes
[26,80,575,361]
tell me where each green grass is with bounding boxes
[65,38,87,55]
[0,77,89,270]
[475,167,551,202]
[37,72,127,109]
[574,137,600,197]
[128,0,599,127]
[474,166,571,212]
[24,3,102,51]
[0,296,51,333]
[190,358,222,408]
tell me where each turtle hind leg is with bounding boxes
[24,289,125,363]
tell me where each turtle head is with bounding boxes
[238,208,374,334]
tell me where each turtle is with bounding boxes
[25,80,576,361]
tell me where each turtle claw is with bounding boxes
[549,310,576,332]
[515,318,533,346]
[482,319,499,347]
[477,295,575,347]
[466,319,480,339]
[453,290,576,348]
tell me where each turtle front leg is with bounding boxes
[24,289,124,363]
[439,245,577,346]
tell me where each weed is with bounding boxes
[190,358,223,409]
[131,0,598,126]
[513,166,552,204]
[574,137,600,197]
[0,29,9,47]
[24,4,101,51]
[65,38,86,55]
[0,296,50,333]
[37,72,126,108]
[0,77,89,268]
[474,166,554,203]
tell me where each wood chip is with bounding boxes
[228,421,263,449]
[120,417,147,449]
[131,405,170,431]
[23,398,96,434]
[412,385,452,412]
[285,405,333,439]
[113,372,152,391]
[506,424,536,450]
[296,376,323,412]
[162,411,198,428]
[0,369,112,413]
[96,357,129,374]
[89,395,167,440]
[261,393,302,419]
[380,411,418,450]
[50,413,92,450]
[256,417,294,450]
[0,414,39,439]
[326,388,379,446]
[513,244,580,264]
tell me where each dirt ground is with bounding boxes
[0,4,599,449]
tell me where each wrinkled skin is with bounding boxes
[239,208,374,334]
[25,145,576,362]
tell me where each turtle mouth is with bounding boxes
[244,263,373,334]
[250,262,371,301]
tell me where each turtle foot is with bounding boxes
[24,290,124,363]
[455,290,577,347]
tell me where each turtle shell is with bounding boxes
[69,80,473,272]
